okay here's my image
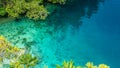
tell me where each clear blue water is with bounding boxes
[0,0,120,68]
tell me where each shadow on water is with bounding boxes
[46,0,104,29]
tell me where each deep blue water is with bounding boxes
[54,0,120,67]
[78,0,120,67]
[52,0,120,67]
[0,0,120,68]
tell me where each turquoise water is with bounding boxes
[0,0,120,68]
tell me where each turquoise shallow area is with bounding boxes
[0,0,120,68]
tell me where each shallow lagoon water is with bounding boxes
[0,0,120,68]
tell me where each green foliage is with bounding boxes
[56,60,81,68]
[10,54,39,68]
[0,35,24,63]
[0,7,6,16]
[0,35,38,68]
[86,62,97,68]
[5,0,26,18]
[4,46,21,59]
[25,1,49,20]
[0,35,9,54]
[10,62,24,68]
[56,60,110,68]
[86,62,110,68]
[18,54,39,68]
[0,0,67,20]
[5,0,49,20]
